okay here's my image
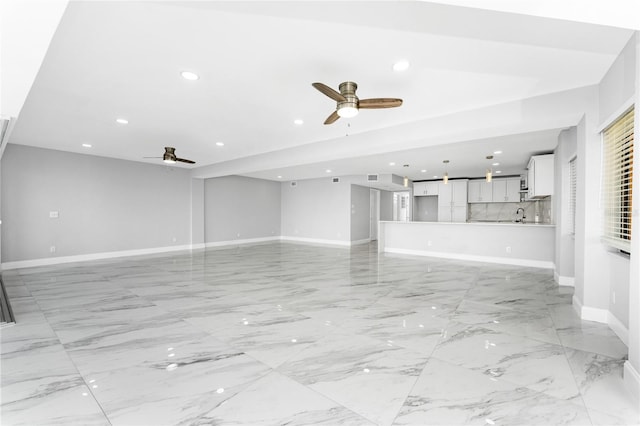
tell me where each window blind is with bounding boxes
[569,157,577,235]
[602,108,634,252]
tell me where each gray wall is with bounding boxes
[596,33,636,331]
[281,177,350,243]
[414,196,438,222]
[379,190,393,221]
[350,184,370,242]
[204,175,280,243]
[1,144,191,262]
[191,178,205,246]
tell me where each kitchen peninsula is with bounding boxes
[378,221,555,269]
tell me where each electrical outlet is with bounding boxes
[172,237,177,243]
[427,240,432,246]
[50,246,56,253]
[237,233,240,237]
[506,246,512,253]
[612,291,616,305]
[49,211,59,218]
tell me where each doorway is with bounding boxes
[393,191,411,222]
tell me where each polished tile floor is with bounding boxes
[1,242,638,425]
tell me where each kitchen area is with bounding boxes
[379,154,556,268]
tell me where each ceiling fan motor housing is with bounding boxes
[163,147,177,162]
[337,81,359,117]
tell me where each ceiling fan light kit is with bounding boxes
[312,81,402,125]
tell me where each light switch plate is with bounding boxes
[49,211,59,218]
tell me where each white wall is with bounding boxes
[553,127,577,285]
[350,185,370,242]
[608,252,631,330]
[1,144,192,264]
[281,177,350,244]
[204,175,280,244]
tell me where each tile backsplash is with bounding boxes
[468,199,552,223]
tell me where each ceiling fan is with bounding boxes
[312,81,402,125]
[145,147,195,164]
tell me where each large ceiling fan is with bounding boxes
[145,147,195,164]
[312,81,402,125]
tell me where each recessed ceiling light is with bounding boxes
[116,118,128,125]
[389,162,396,166]
[495,170,502,174]
[492,162,500,166]
[293,119,304,125]
[493,150,502,155]
[82,143,92,148]
[433,175,438,178]
[421,169,427,173]
[277,175,282,179]
[326,169,332,173]
[393,60,410,72]
[180,71,199,81]
[215,142,224,147]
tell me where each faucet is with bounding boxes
[515,208,526,223]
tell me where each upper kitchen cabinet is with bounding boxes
[492,177,521,202]
[468,180,493,203]
[527,154,555,199]
[413,181,439,196]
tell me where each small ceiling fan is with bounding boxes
[145,147,195,164]
[312,81,402,125]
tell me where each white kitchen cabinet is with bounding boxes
[413,181,439,196]
[438,180,468,222]
[467,180,493,203]
[527,154,554,198]
[492,177,521,202]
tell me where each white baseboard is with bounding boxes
[280,236,351,247]
[190,243,206,250]
[205,236,279,248]
[351,238,372,246]
[573,294,609,324]
[580,305,609,324]
[624,361,640,409]
[384,247,554,269]
[554,271,575,287]
[608,313,629,346]
[1,244,195,270]
[572,294,583,318]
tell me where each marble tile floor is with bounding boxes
[1,242,638,426]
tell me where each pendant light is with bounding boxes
[485,155,493,182]
[442,160,449,184]
[403,164,410,187]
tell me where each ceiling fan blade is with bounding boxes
[312,82,346,102]
[359,98,403,109]
[324,110,340,125]
[176,157,195,164]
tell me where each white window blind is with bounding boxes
[602,108,634,252]
[569,157,577,235]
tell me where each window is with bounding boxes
[569,156,577,235]
[602,107,634,252]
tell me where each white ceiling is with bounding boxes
[7,1,637,182]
